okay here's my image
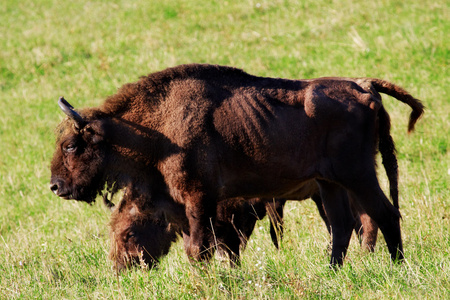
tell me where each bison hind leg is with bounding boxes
[316,180,355,267]
[344,174,404,263]
[354,210,379,252]
[349,197,379,252]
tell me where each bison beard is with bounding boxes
[50,64,424,266]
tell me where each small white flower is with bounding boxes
[259,226,264,230]
[256,3,261,8]
[257,247,261,252]
[248,280,252,284]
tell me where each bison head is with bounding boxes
[50,97,108,203]
[108,193,179,271]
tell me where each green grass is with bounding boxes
[0,0,448,298]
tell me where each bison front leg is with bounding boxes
[316,180,355,266]
[184,198,217,262]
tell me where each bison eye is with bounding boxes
[64,144,77,153]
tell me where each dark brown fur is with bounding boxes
[50,64,424,266]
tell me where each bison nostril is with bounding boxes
[50,179,62,194]
[50,183,59,193]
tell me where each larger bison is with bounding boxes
[50,64,423,266]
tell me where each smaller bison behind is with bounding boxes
[108,188,273,270]
[108,182,380,270]
[50,64,423,266]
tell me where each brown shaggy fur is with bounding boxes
[50,64,424,266]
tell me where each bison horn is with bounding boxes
[58,97,85,129]
[102,192,116,212]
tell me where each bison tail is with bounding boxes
[377,106,400,210]
[370,79,425,133]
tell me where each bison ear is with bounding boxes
[82,120,105,144]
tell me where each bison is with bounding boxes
[108,187,271,269]
[50,64,424,266]
[108,188,376,270]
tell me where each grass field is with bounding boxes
[0,0,448,298]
